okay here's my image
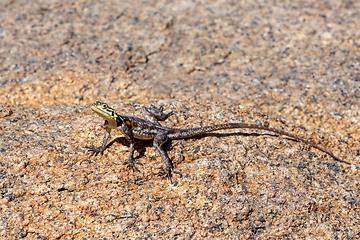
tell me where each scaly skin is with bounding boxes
[86,101,350,181]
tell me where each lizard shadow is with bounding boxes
[106,131,292,159]
[104,132,299,180]
[106,137,152,160]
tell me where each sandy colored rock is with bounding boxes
[0,0,359,239]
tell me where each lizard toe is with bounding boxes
[125,158,142,172]
[84,146,104,156]
[158,167,182,183]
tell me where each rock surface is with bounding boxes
[0,0,359,238]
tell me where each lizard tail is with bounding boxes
[167,123,350,164]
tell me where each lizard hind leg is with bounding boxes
[141,105,173,125]
[153,133,181,182]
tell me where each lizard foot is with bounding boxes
[125,157,142,172]
[158,167,182,183]
[84,145,105,156]
[143,105,174,121]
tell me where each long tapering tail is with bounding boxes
[167,123,350,164]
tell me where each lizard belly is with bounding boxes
[132,128,158,140]
[134,134,155,140]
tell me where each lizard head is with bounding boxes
[91,101,122,128]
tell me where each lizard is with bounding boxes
[86,101,350,181]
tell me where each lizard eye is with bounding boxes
[102,104,107,109]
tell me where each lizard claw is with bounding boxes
[84,145,105,156]
[125,158,142,172]
[158,167,182,183]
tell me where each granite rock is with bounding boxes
[0,0,359,238]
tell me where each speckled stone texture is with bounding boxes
[0,0,359,239]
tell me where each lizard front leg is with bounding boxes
[126,141,141,172]
[86,120,112,156]
[141,105,173,125]
[153,132,181,182]
[120,122,142,172]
